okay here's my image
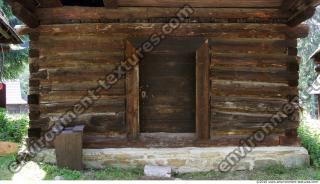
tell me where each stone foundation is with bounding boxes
[38,147,309,173]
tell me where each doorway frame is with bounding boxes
[125,39,210,141]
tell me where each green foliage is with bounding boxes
[41,164,82,180]
[176,166,320,180]
[0,0,28,81]
[298,7,320,116]
[298,123,320,167]
[0,108,28,143]
[264,164,287,175]
[1,49,28,80]
[40,163,143,180]
[18,65,29,99]
[94,167,143,180]
[0,0,14,19]
[0,155,15,180]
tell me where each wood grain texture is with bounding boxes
[35,7,289,24]
[116,0,283,8]
[126,40,140,140]
[24,18,302,147]
[54,126,84,170]
[196,40,210,140]
[139,38,197,133]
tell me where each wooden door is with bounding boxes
[139,38,203,133]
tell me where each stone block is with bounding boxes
[144,165,172,178]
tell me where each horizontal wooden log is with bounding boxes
[211,56,299,73]
[210,39,296,55]
[209,134,281,146]
[116,0,283,8]
[39,98,125,114]
[211,80,297,99]
[41,91,124,103]
[37,0,62,8]
[103,0,118,8]
[30,70,47,80]
[211,96,288,113]
[39,80,125,94]
[33,23,308,39]
[211,111,299,130]
[35,51,123,67]
[31,36,124,54]
[35,7,289,24]
[82,134,285,148]
[47,112,126,133]
[38,67,117,83]
[210,69,298,85]
[29,117,50,130]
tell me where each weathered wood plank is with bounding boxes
[37,0,62,8]
[35,7,289,24]
[211,96,287,113]
[34,23,309,39]
[211,80,297,99]
[210,69,298,86]
[210,39,296,55]
[211,111,299,130]
[54,126,84,170]
[126,40,139,140]
[39,80,125,94]
[49,112,126,133]
[39,98,125,114]
[103,0,118,8]
[82,134,284,148]
[116,0,283,8]
[211,53,298,68]
[196,40,210,140]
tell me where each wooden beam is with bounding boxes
[103,0,118,8]
[37,0,62,8]
[281,0,319,26]
[35,7,290,25]
[32,23,310,39]
[10,2,39,28]
[287,6,316,27]
[116,0,282,8]
[6,0,39,12]
[196,40,210,140]
[126,40,139,140]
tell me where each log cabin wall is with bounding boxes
[17,0,314,148]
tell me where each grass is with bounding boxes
[0,155,15,180]
[0,154,319,180]
[176,165,320,180]
[40,164,143,180]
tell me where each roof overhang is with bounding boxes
[0,12,22,44]
[5,0,320,28]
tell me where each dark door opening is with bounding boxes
[138,38,203,133]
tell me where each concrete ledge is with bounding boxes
[38,146,309,173]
